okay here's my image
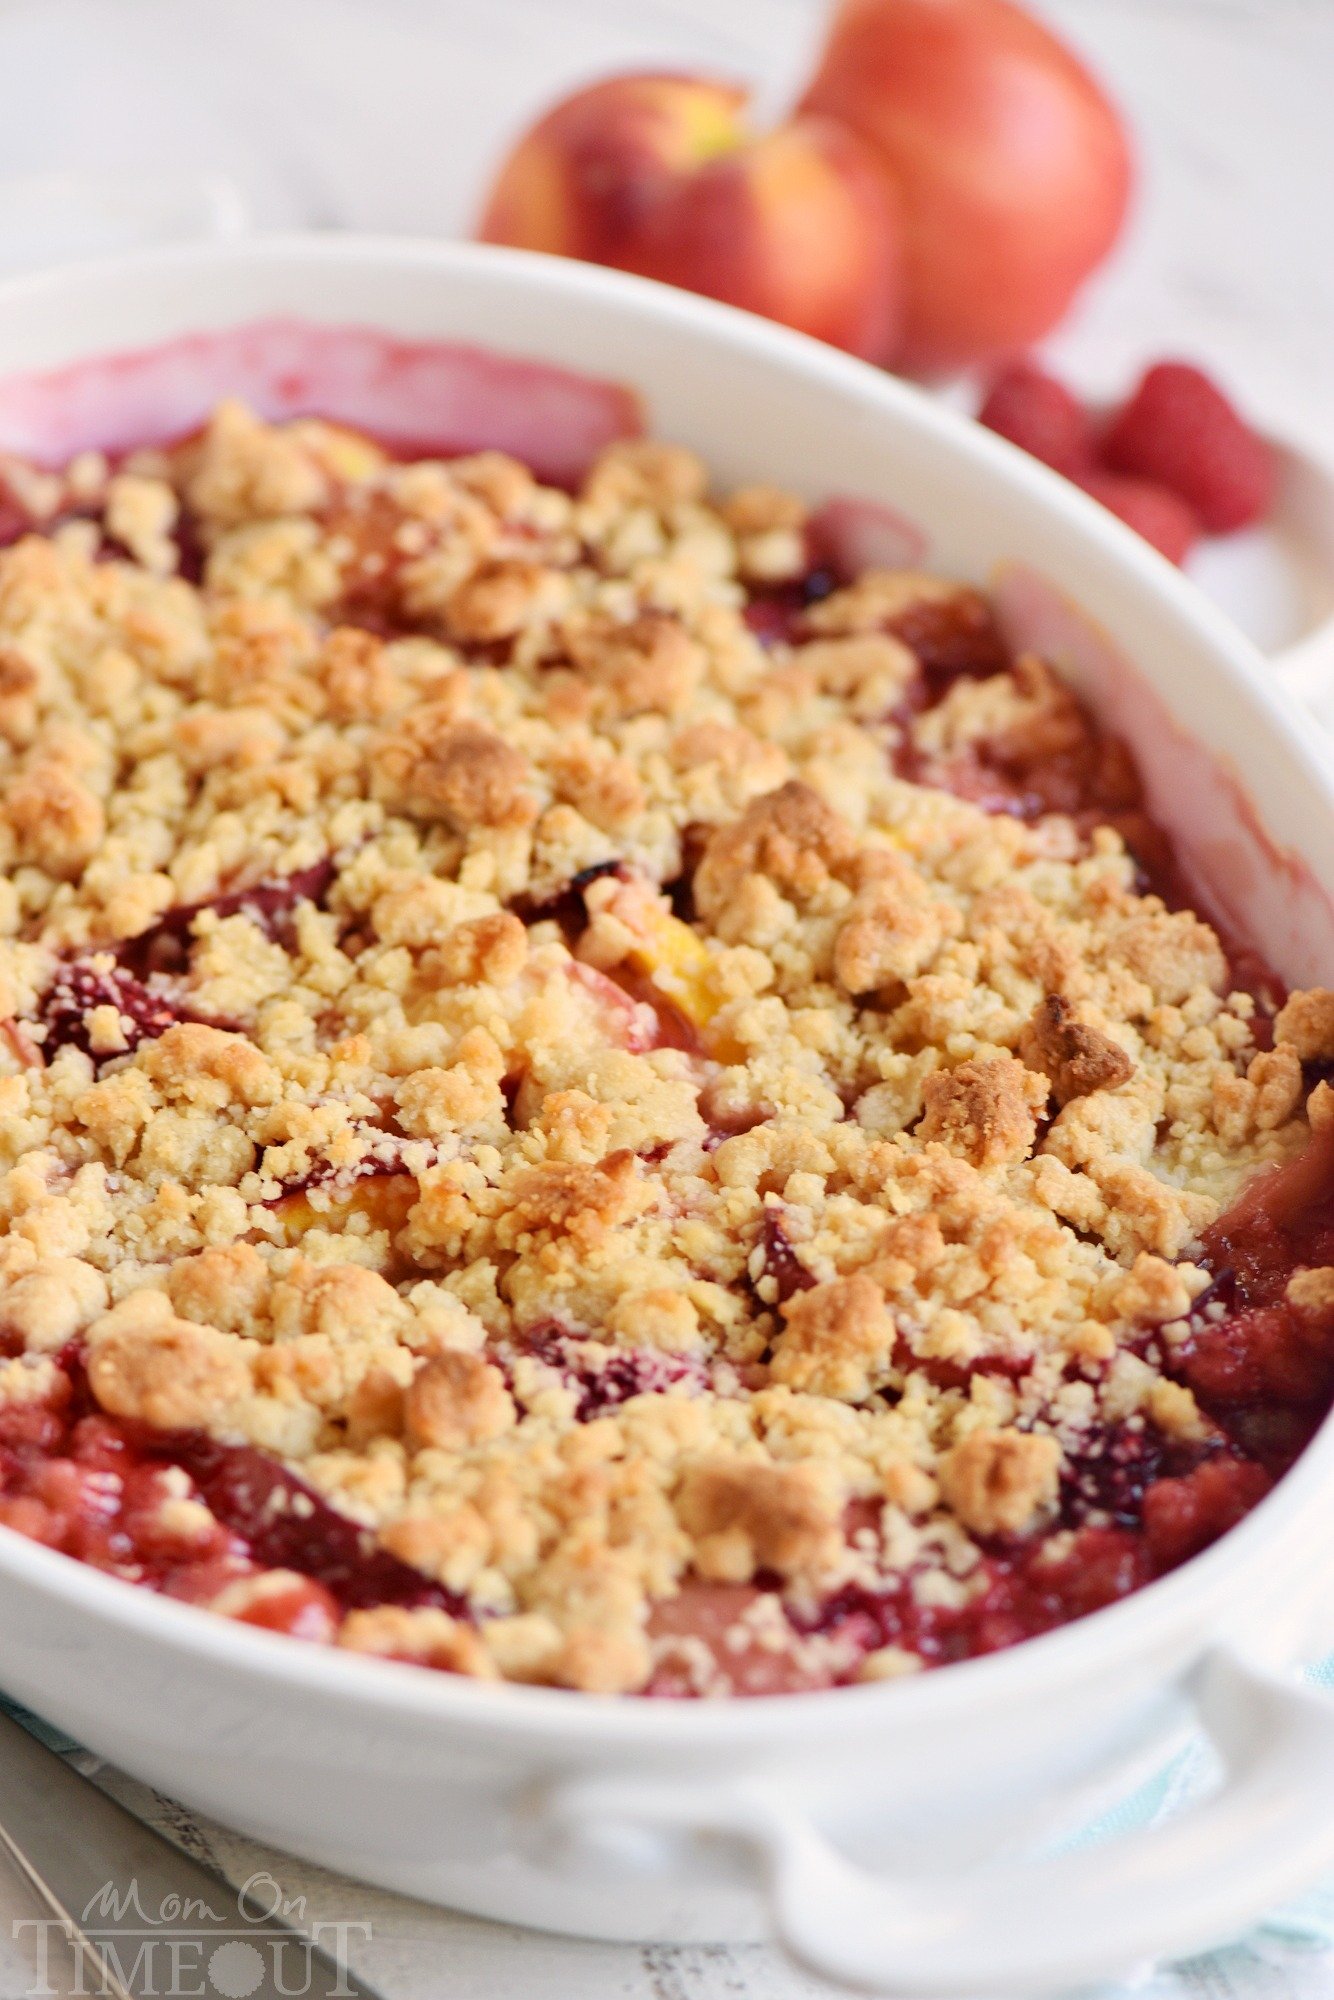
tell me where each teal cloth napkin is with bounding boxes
[1060,1654,1334,1998]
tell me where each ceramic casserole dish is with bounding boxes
[0,239,1332,2000]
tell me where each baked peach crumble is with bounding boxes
[0,401,1330,1697]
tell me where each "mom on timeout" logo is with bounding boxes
[14,1870,371,1997]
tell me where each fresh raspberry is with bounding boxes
[1077,469,1201,566]
[1101,361,1275,533]
[977,361,1094,476]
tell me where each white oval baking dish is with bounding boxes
[0,239,1333,2000]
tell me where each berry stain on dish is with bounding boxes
[0,397,1329,1702]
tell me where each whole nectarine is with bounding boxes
[478,73,904,362]
[800,0,1133,371]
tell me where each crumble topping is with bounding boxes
[0,403,1325,1697]
[937,1428,1061,1537]
[1019,994,1136,1107]
[916,1055,1049,1168]
[1274,988,1334,1063]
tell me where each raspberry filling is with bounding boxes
[1166,1135,1334,1460]
[36,861,342,1067]
[648,1139,1334,1697]
[0,1350,462,1636]
[516,1322,709,1421]
[1,1110,1324,1694]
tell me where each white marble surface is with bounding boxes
[0,3,1333,1996]
[1,0,1332,441]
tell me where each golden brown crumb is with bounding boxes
[1275,988,1334,1063]
[1287,1267,1334,1318]
[866,1214,947,1293]
[770,1272,896,1402]
[105,474,179,574]
[424,911,528,986]
[803,569,963,638]
[1310,1081,1334,1133]
[378,1506,487,1588]
[404,1351,516,1451]
[449,451,537,517]
[345,1365,407,1447]
[86,1304,253,1429]
[857,1646,924,1682]
[1105,1252,1195,1326]
[186,399,327,526]
[1248,1046,1303,1128]
[918,1055,1047,1167]
[141,1023,280,1108]
[1107,906,1228,1006]
[372,714,536,830]
[581,438,708,511]
[166,1244,270,1335]
[694,780,857,924]
[719,485,806,536]
[445,558,566,643]
[550,744,645,833]
[316,627,404,723]
[550,1627,652,1695]
[337,1606,497,1677]
[4,759,104,878]
[833,859,958,994]
[0,1259,108,1350]
[1019,995,1134,1106]
[501,1151,644,1251]
[174,706,287,775]
[563,609,704,719]
[675,1455,842,1582]
[937,1428,1061,1536]
[795,635,918,719]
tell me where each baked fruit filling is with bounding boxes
[0,404,1330,1696]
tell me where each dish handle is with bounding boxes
[542,1647,1334,1998]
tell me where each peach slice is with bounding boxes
[266,1171,418,1248]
